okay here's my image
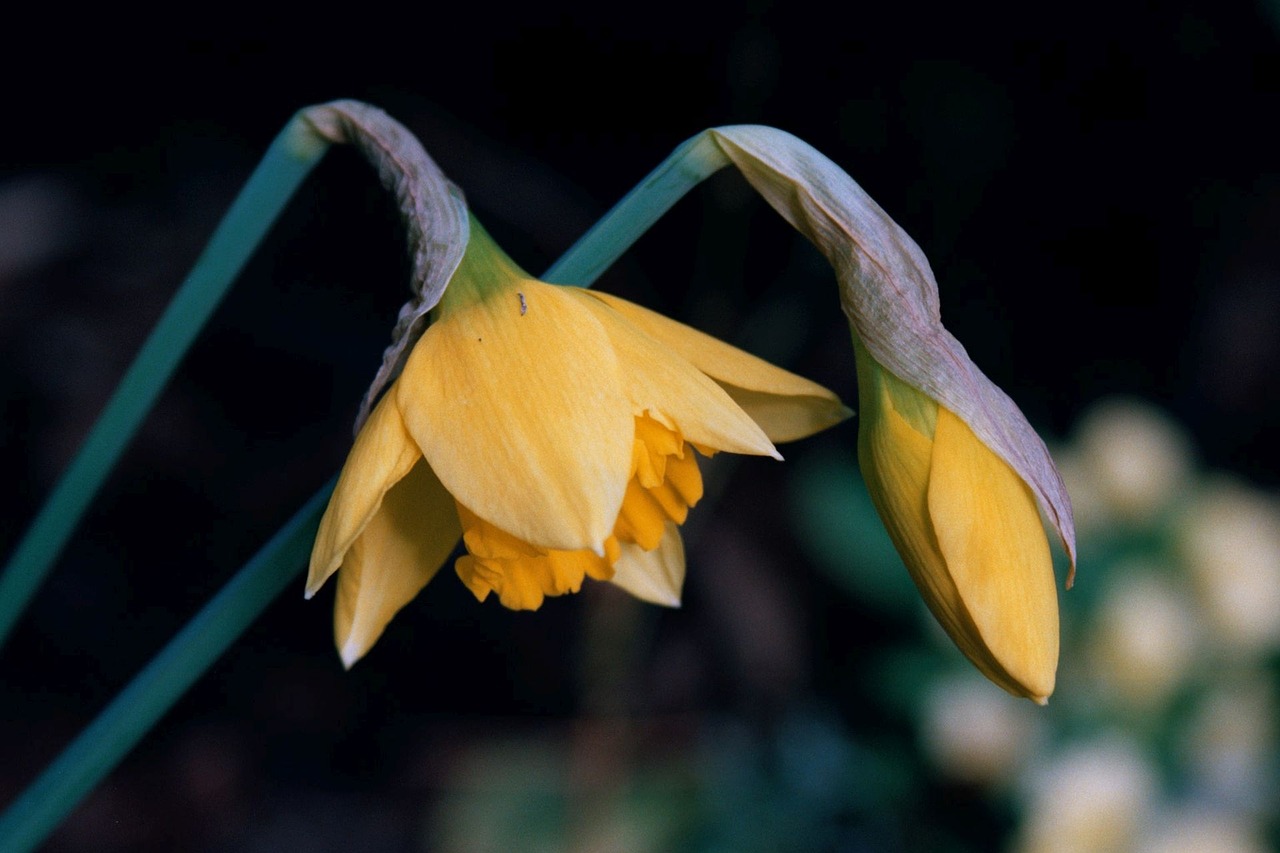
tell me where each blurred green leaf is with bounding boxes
[790,448,917,614]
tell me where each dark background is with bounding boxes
[2,3,1278,850]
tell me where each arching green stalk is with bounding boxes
[542,132,728,286]
[0,484,332,852]
[0,114,330,647]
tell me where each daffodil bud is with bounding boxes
[700,125,1074,701]
[856,340,1058,701]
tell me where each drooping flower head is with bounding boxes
[305,187,848,666]
[697,126,1074,702]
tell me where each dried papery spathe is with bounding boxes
[300,100,470,433]
[704,125,1075,572]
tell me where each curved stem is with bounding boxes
[0,483,333,853]
[542,131,728,287]
[0,114,330,647]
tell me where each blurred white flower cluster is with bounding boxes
[919,397,1278,853]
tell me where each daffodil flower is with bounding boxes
[698,126,1075,702]
[305,210,849,667]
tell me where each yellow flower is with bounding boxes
[855,341,1058,702]
[306,217,849,667]
[699,125,1075,702]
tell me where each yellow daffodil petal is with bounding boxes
[857,377,976,651]
[580,289,850,442]
[334,460,461,668]
[857,348,1058,702]
[715,385,850,445]
[397,280,633,552]
[928,407,1059,702]
[610,521,686,607]
[564,288,780,458]
[308,391,421,597]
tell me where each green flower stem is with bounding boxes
[0,113,330,649]
[0,483,333,853]
[542,131,729,287]
[0,119,741,853]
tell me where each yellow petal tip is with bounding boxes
[304,564,334,599]
[340,638,365,670]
